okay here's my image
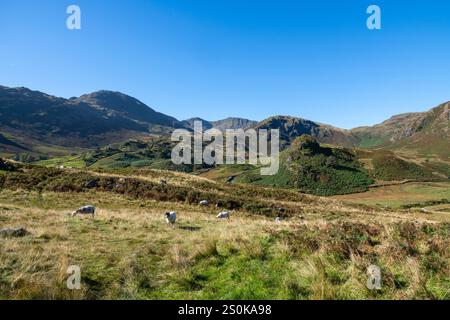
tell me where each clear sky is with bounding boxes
[1,0,450,129]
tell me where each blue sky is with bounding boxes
[1,0,450,129]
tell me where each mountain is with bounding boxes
[352,103,450,160]
[77,90,180,129]
[200,135,444,196]
[0,133,27,151]
[182,117,257,131]
[251,102,450,160]
[252,115,359,149]
[0,86,183,155]
[36,137,212,173]
[181,118,213,130]
[211,117,258,130]
[1,84,450,166]
[232,135,374,196]
[351,112,426,148]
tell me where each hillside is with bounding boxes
[211,117,258,130]
[201,136,447,196]
[77,91,181,130]
[252,116,359,149]
[1,85,450,191]
[249,102,450,160]
[0,160,448,299]
[352,112,427,148]
[352,103,450,160]
[36,138,212,173]
[388,103,450,160]
[0,86,183,156]
[181,118,213,130]
[38,135,448,196]
[182,117,257,131]
[2,85,449,162]
[230,136,374,196]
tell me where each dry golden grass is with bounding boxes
[0,167,449,300]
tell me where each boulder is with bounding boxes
[0,227,30,238]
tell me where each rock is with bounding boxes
[0,158,15,171]
[226,176,235,184]
[0,227,30,238]
[84,179,99,189]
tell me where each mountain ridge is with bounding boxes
[1,85,449,162]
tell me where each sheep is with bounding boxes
[165,211,177,227]
[217,211,230,220]
[199,200,209,206]
[275,217,281,225]
[72,205,96,218]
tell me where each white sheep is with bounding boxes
[165,211,177,227]
[275,217,281,225]
[217,211,230,220]
[199,200,209,206]
[72,205,96,218]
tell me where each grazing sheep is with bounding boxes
[72,205,96,218]
[217,211,230,220]
[199,200,209,206]
[275,217,281,225]
[165,211,177,227]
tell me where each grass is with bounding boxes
[334,182,450,209]
[36,155,86,168]
[0,165,449,300]
[219,136,375,196]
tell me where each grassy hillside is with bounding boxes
[229,136,374,196]
[34,135,450,199]
[334,182,450,209]
[0,162,448,300]
[355,150,442,182]
[36,139,208,173]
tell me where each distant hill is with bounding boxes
[231,136,374,196]
[77,90,181,129]
[211,117,258,130]
[0,86,184,156]
[182,117,257,131]
[351,112,426,148]
[202,136,446,196]
[351,103,450,159]
[251,116,359,149]
[0,133,28,151]
[1,84,450,171]
[181,118,213,130]
[36,138,211,173]
[251,103,450,162]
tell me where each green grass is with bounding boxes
[0,165,449,300]
[334,182,450,209]
[356,133,390,149]
[371,155,438,181]
[235,136,374,196]
[36,155,86,168]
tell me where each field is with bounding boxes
[333,182,450,209]
[0,166,449,300]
